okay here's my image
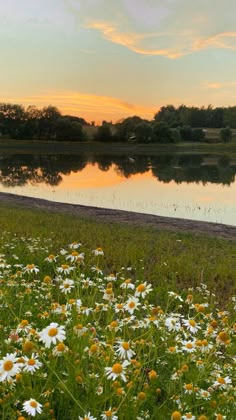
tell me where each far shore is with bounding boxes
[0,139,236,155]
[0,192,236,240]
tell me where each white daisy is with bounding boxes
[181,340,196,353]
[93,247,104,256]
[0,353,22,382]
[69,242,82,249]
[66,252,84,263]
[135,282,153,298]
[115,341,135,360]
[38,323,66,348]
[165,316,181,332]
[213,376,232,389]
[182,414,196,420]
[56,264,74,275]
[59,279,75,294]
[183,319,200,334]
[101,408,118,420]
[22,399,42,417]
[120,279,135,290]
[79,412,97,420]
[124,296,140,314]
[105,361,129,382]
[24,264,39,274]
[23,353,42,374]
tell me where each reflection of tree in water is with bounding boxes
[0,153,235,187]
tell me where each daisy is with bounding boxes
[52,342,69,356]
[181,340,196,353]
[59,279,75,294]
[120,278,135,290]
[45,254,58,263]
[105,360,129,382]
[101,408,118,420]
[183,319,200,334]
[22,399,42,417]
[182,414,196,420]
[115,341,135,360]
[23,353,42,374]
[24,264,39,274]
[165,316,181,332]
[213,376,232,389]
[66,252,84,263]
[79,412,97,420]
[56,264,74,275]
[135,282,153,298]
[0,352,22,382]
[93,247,104,256]
[38,323,66,348]
[124,296,140,314]
[104,273,117,282]
[69,241,82,249]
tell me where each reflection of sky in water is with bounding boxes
[0,163,235,226]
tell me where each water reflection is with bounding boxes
[0,153,235,187]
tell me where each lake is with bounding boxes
[0,152,235,226]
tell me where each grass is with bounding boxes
[0,203,235,304]
[0,203,235,419]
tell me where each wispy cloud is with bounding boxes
[2,91,155,122]
[203,81,236,89]
[194,32,236,51]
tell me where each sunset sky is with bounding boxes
[1,0,236,123]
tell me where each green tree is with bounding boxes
[95,122,113,142]
[151,122,173,143]
[134,122,152,143]
[220,126,232,143]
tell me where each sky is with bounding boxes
[1,0,236,123]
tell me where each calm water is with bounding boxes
[0,153,236,226]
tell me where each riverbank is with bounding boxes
[1,139,236,155]
[0,192,236,239]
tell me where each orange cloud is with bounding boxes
[194,32,236,51]
[86,21,187,59]
[2,91,156,123]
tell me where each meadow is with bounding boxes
[0,203,235,419]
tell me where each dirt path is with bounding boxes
[0,192,236,240]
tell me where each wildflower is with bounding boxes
[93,247,104,256]
[38,323,66,348]
[59,279,75,294]
[124,296,140,314]
[213,376,232,389]
[182,340,196,353]
[52,342,69,356]
[79,413,97,420]
[45,254,58,263]
[23,353,42,374]
[56,264,74,275]
[215,414,226,420]
[115,341,135,360]
[216,331,230,345]
[135,282,152,298]
[184,383,194,394]
[0,353,22,382]
[24,264,39,274]
[22,399,42,417]
[120,278,135,290]
[105,361,129,382]
[101,408,118,419]
[171,412,182,420]
[66,252,84,263]
[69,242,82,249]
[183,319,200,334]
[182,414,196,420]
[165,316,181,332]
[105,273,117,282]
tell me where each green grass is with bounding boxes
[0,203,235,305]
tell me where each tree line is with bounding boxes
[0,102,235,143]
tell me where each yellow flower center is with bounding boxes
[112,363,123,374]
[20,320,29,327]
[90,344,99,353]
[105,410,113,417]
[27,359,36,366]
[110,321,118,328]
[3,361,13,371]
[64,283,70,288]
[71,251,78,256]
[27,264,35,269]
[128,302,135,309]
[48,255,55,259]
[23,341,34,352]
[30,401,38,408]
[186,414,193,419]
[185,384,193,391]
[217,331,229,343]
[125,278,131,283]
[48,327,58,337]
[122,342,130,350]
[137,284,145,292]
[171,412,182,420]
[61,264,69,270]
[57,343,66,352]
[189,320,196,327]
[116,304,123,309]
[106,288,113,295]
[138,392,146,400]
[217,377,225,384]
[186,343,193,349]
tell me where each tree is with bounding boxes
[95,122,113,142]
[134,122,152,143]
[151,122,173,143]
[179,126,192,142]
[154,105,179,127]
[220,126,232,143]
[192,128,205,142]
[115,116,143,141]
[38,106,61,139]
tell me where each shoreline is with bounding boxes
[0,192,236,240]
